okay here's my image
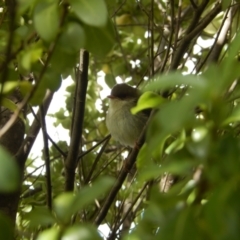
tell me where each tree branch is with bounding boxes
[16,90,54,170]
[171,2,221,70]
[207,4,238,63]
[94,111,152,226]
[64,50,89,191]
[160,0,175,73]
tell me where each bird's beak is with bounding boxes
[107,95,115,99]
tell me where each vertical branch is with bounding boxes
[173,0,182,52]
[40,105,52,209]
[65,50,89,191]
[150,0,154,76]
[207,4,238,63]
[160,0,175,73]
[170,2,221,70]
[170,0,209,70]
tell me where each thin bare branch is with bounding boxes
[84,136,111,184]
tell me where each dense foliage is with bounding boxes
[0,0,240,239]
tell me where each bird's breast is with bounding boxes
[106,99,146,147]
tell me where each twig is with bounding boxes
[111,0,127,18]
[21,186,43,198]
[23,155,61,181]
[109,182,148,240]
[91,151,122,181]
[78,135,111,159]
[84,135,111,184]
[113,23,132,75]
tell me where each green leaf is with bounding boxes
[221,0,231,10]
[24,206,56,228]
[1,98,25,122]
[227,31,240,61]
[58,22,86,53]
[223,105,240,125]
[30,72,61,105]
[83,19,115,57]
[33,0,59,42]
[36,228,60,240]
[18,81,33,97]
[2,79,33,98]
[147,95,197,153]
[165,130,186,155]
[70,0,108,27]
[0,81,19,94]
[72,176,114,211]
[19,42,43,71]
[15,25,29,40]
[41,71,62,91]
[18,0,35,15]
[203,178,240,239]
[0,146,20,192]
[53,192,75,224]
[0,214,14,240]
[131,91,165,114]
[62,224,102,240]
[145,73,207,92]
[29,86,46,106]
[138,160,195,183]
[53,177,114,223]
[51,46,78,74]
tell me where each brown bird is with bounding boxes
[106,83,149,147]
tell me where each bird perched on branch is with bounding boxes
[106,83,149,147]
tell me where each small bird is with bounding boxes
[106,83,149,147]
